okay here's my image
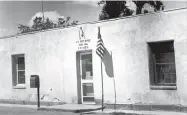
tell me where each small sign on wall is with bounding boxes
[76,39,91,50]
[76,27,91,50]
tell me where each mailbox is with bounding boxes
[30,75,40,88]
[30,75,41,108]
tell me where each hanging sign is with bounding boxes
[76,27,91,50]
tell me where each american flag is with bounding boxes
[96,27,106,59]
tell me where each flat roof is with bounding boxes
[1,7,187,39]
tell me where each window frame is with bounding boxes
[17,56,25,84]
[147,41,177,90]
[12,54,26,89]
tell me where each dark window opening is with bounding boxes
[148,41,176,87]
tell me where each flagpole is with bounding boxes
[101,58,104,111]
[41,0,44,23]
[96,26,104,111]
[111,51,117,110]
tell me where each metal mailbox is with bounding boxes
[30,75,40,88]
[30,75,41,108]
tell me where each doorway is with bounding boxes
[79,52,95,104]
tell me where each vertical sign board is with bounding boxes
[30,75,40,108]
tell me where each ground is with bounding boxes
[0,106,140,115]
[0,106,81,115]
[1,106,186,115]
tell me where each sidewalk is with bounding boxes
[83,109,187,115]
[0,103,102,113]
[0,103,187,115]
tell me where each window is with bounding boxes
[148,41,176,89]
[12,54,25,87]
[81,53,93,80]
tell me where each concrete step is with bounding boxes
[38,104,103,113]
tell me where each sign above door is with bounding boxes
[76,27,91,50]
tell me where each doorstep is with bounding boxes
[38,104,104,113]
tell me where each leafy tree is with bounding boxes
[134,1,164,14]
[32,17,43,31]
[98,0,164,20]
[18,16,78,33]
[58,17,66,27]
[57,17,71,27]
[18,24,31,33]
[43,18,54,29]
[71,20,79,25]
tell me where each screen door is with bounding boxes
[80,52,94,104]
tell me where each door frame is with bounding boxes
[80,51,95,104]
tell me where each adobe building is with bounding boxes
[1,8,187,109]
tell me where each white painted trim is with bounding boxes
[16,56,25,85]
[13,84,26,89]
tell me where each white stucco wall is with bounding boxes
[1,8,187,105]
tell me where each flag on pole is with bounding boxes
[96,26,105,111]
[96,27,106,59]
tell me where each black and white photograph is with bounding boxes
[0,0,187,115]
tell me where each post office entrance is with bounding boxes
[76,51,95,104]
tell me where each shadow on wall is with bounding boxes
[102,49,114,78]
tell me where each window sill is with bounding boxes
[13,84,26,89]
[150,86,177,90]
